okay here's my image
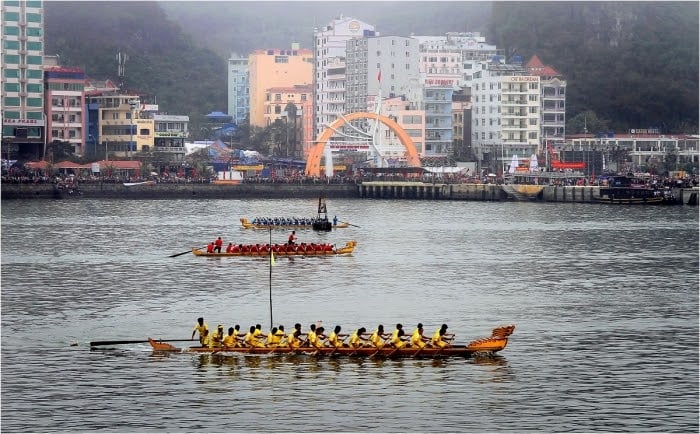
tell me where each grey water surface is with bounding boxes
[1,199,698,432]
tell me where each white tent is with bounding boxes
[529,154,539,172]
[508,154,519,174]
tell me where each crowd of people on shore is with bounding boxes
[190,317,455,350]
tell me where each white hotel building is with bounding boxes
[472,62,540,174]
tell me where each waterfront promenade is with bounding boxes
[1,180,697,205]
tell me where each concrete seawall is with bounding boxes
[1,182,697,205]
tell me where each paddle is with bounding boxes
[90,338,194,346]
[338,220,360,228]
[168,247,204,258]
[370,337,391,357]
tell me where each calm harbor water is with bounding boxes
[1,198,698,432]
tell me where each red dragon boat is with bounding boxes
[192,240,357,257]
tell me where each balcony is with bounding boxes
[153,146,185,154]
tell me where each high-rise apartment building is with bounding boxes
[227,53,249,125]
[248,46,312,128]
[345,35,421,114]
[313,16,375,139]
[1,0,45,160]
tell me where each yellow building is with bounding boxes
[88,94,144,158]
[248,46,313,127]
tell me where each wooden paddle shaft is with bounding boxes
[90,339,194,346]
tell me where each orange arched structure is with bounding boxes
[305,112,421,177]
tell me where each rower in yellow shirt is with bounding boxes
[275,325,286,345]
[244,325,265,347]
[266,327,283,348]
[287,329,302,349]
[222,327,237,348]
[191,317,209,345]
[253,324,263,340]
[348,327,368,348]
[369,324,389,348]
[305,323,318,347]
[431,324,451,348]
[390,328,406,349]
[409,323,428,349]
[210,324,224,348]
[327,325,348,348]
[200,329,212,348]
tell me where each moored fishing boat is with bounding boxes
[191,240,357,257]
[240,217,350,230]
[596,175,676,205]
[148,325,515,358]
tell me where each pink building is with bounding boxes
[248,46,313,127]
[44,67,87,157]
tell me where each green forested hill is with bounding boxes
[44,1,227,134]
[44,1,698,136]
[490,2,699,133]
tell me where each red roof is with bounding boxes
[99,160,141,170]
[525,55,561,77]
[525,55,545,69]
[24,160,49,169]
[54,160,88,169]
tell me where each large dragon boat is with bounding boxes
[148,325,515,358]
[192,240,357,257]
[240,217,350,230]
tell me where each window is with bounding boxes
[139,128,150,135]
[27,55,43,65]
[528,132,538,139]
[26,97,42,107]
[274,56,288,63]
[274,105,281,114]
[4,83,20,92]
[4,69,19,78]
[26,83,42,93]
[3,11,20,21]
[529,118,537,125]
[26,41,42,51]
[4,97,20,106]
[26,13,41,22]
[26,27,42,37]
[275,94,281,101]
[26,112,42,120]
[3,39,19,50]
[301,94,307,101]
[4,54,19,64]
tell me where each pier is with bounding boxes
[1,181,697,205]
